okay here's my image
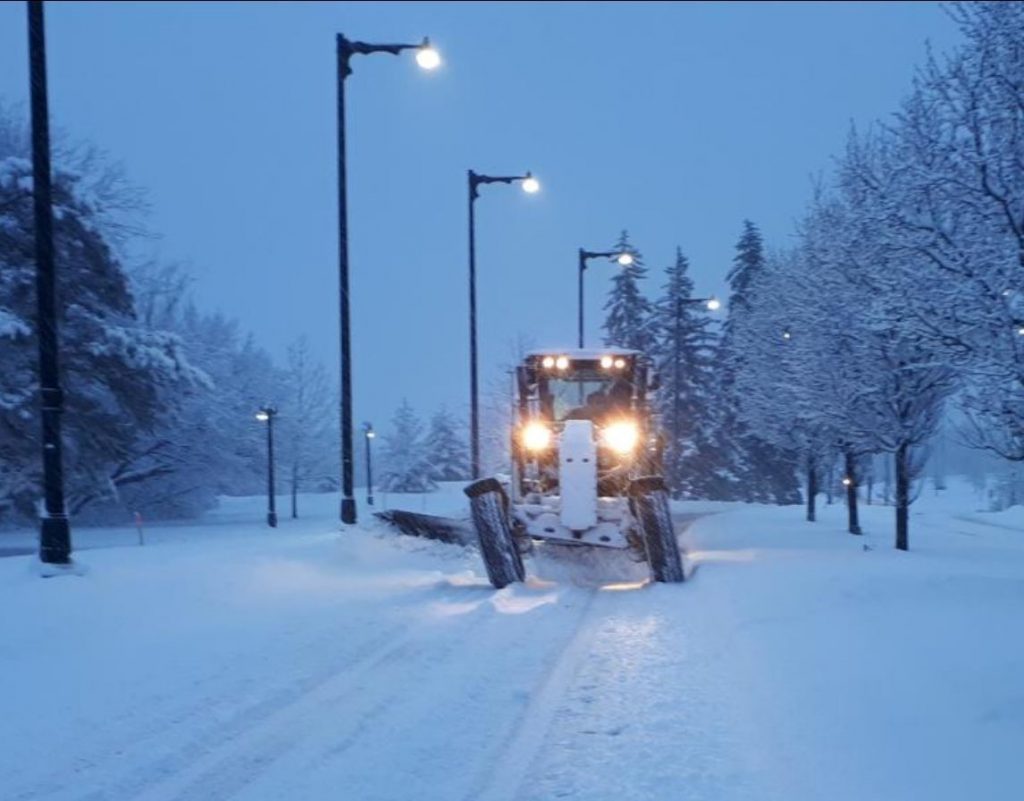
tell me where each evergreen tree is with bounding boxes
[424,406,469,482]
[379,400,437,493]
[714,220,801,504]
[650,247,719,497]
[0,148,202,520]
[602,230,655,353]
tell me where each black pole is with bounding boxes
[337,36,356,525]
[265,410,278,527]
[365,432,374,506]
[28,1,71,566]
[577,248,586,349]
[468,171,480,479]
[845,450,861,535]
[672,297,682,483]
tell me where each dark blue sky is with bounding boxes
[0,1,963,427]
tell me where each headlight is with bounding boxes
[601,420,639,454]
[521,421,552,452]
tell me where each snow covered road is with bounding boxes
[2,494,1023,800]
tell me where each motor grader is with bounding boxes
[464,348,685,588]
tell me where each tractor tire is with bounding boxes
[464,478,526,589]
[629,476,685,583]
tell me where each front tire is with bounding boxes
[630,476,685,583]
[464,478,526,589]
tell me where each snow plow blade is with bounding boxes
[374,510,475,546]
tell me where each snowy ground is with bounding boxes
[2,482,1023,800]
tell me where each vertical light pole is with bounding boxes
[336,34,440,526]
[467,170,540,479]
[362,422,375,506]
[256,407,278,528]
[577,248,633,348]
[27,0,72,568]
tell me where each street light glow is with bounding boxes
[782,330,792,340]
[366,430,376,439]
[521,175,540,194]
[616,252,634,266]
[706,297,721,311]
[842,476,852,487]
[415,40,441,70]
[255,411,270,422]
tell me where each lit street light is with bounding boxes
[256,406,278,528]
[577,248,633,348]
[335,33,439,525]
[362,422,375,507]
[467,169,540,479]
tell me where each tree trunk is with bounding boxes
[806,456,817,522]
[895,444,909,551]
[825,461,833,505]
[845,450,862,535]
[291,464,299,519]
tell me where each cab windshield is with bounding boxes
[542,368,634,422]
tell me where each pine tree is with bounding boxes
[715,220,801,504]
[379,400,437,493]
[424,406,469,482]
[0,140,202,520]
[602,230,655,353]
[650,247,718,497]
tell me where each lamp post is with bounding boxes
[577,248,634,348]
[335,34,440,525]
[256,406,278,528]
[467,170,540,479]
[26,0,72,568]
[362,422,375,506]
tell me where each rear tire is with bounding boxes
[464,478,526,589]
[630,476,685,583]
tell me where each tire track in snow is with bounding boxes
[8,582,483,801]
[113,587,502,801]
[467,589,601,801]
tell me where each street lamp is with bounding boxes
[26,0,72,569]
[362,422,375,506]
[467,169,540,479]
[577,249,633,348]
[336,33,439,525]
[256,406,278,528]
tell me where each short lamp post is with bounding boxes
[577,249,634,348]
[335,33,440,526]
[467,169,540,478]
[256,406,278,528]
[362,422,375,506]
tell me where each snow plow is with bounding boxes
[464,348,684,588]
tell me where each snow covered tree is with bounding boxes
[602,230,655,353]
[649,247,719,497]
[715,221,801,504]
[424,406,469,482]
[379,399,436,493]
[278,336,336,517]
[0,145,202,520]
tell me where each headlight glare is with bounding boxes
[601,420,639,454]
[522,421,552,452]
